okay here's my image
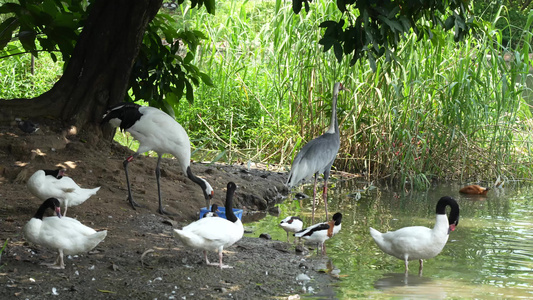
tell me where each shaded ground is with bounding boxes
[0,120,339,299]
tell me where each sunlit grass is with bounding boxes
[168,1,533,188]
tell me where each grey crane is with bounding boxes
[286,82,346,223]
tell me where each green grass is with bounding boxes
[0,42,63,99]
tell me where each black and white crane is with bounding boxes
[286,82,346,223]
[102,103,214,215]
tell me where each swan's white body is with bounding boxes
[174,217,243,252]
[370,215,450,261]
[295,212,342,255]
[369,196,460,274]
[24,198,107,269]
[279,216,303,242]
[27,170,100,216]
[174,182,242,268]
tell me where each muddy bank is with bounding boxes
[0,121,339,299]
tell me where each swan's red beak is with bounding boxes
[448,224,456,233]
[55,207,62,218]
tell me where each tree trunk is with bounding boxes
[0,0,162,138]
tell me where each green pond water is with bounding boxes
[245,180,533,299]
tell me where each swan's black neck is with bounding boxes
[225,182,238,223]
[436,196,460,226]
[186,166,209,200]
[43,169,63,179]
[33,198,60,220]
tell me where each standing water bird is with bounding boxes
[27,169,100,217]
[174,182,243,269]
[286,83,346,223]
[102,103,214,215]
[369,196,460,275]
[295,212,342,255]
[279,216,303,243]
[23,198,107,269]
[203,204,220,218]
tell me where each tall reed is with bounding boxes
[171,1,533,187]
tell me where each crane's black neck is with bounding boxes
[186,166,210,200]
[436,196,460,226]
[225,182,238,223]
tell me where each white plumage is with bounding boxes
[102,103,214,215]
[286,83,346,223]
[369,196,460,275]
[23,198,107,269]
[279,216,303,243]
[174,182,243,269]
[295,212,342,255]
[27,169,100,216]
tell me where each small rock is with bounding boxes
[259,233,271,240]
[296,273,311,281]
[162,219,177,226]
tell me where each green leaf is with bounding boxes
[333,41,343,62]
[199,72,214,86]
[185,80,194,104]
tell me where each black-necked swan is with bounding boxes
[174,182,243,269]
[27,169,100,216]
[23,198,107,269]
[369,196,460,275]
[279,216,303,243]
[294,212,342,255]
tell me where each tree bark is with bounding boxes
[0,0,162,138]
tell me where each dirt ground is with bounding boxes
[0,120,340,299]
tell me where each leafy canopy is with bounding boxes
[0,0,215,111]
[292,0,476,70]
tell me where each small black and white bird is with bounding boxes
[295,212,342,255]
[286,83,347,223]
[203,204,220,218]
[101,103,214,215]
[15,118,39,133]
[27,169,100,217]
[23,198,107,269]
[174,182,243,269]
[369,196,460,275]
[279,216,303,243]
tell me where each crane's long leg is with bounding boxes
[418,259,423,276]
[323,179,329,221]
[155,156,176,215]
[124,154,143,209]
[312,174,318,224]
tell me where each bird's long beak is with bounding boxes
[205,191,214,209]
[55,207,62,218]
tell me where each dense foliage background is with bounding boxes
[2,0,533,189]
